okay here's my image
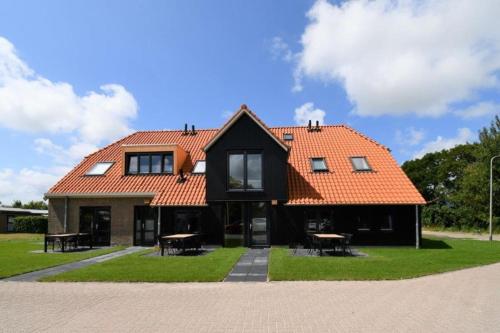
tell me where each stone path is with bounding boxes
[3,246,146,282]
[224,248,269,282]
[423,230,498,241]
[1,262,500,332]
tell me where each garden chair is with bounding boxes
[340,233,353,256]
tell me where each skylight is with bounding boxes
[85,162,114,176]
[351,157,371,171]
[283,133,293,141]
[192,160,206,174]
[311,158,328,172]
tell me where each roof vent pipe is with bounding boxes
[184,123,188,135]
[308,120,312,131]
[177,169,186,183]
[316,120,320,130]
[191,125,196,135]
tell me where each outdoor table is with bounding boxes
[313,233,345,256]
[44,233,92,252]
[161,234,200,256]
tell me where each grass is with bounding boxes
[269,237,500,281]
[42,247,246,282]
[0,233,124,278]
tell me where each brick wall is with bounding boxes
[48,197,150,245]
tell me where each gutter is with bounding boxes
[44,192,156,199]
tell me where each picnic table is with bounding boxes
[313,233,345,256]
[44,233,92,253]
[160,233,201,256]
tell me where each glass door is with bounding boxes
[79,207,111,246]
[134,206,157,246]
[250,202,269,246]
[224,203,245,247]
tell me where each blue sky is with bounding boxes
[0,0,499,203]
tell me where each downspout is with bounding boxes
[63,196,68,233]
[157,206,161,246]
[415,205,420,249]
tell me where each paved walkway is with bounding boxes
[3,247,145,282]
[1,262,499,332]
[423,230,498,241]
[224,248,269,282]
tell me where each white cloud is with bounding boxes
[0,36,139,203]
[0,36,138,145]
[413,128,474,159]
[270,37,293,62]
[294,0,500,117]
[455,102,500,119]
[0,168,62,204]
[395,127,425,146]
[221,110,235,120]
[294,102,326,125]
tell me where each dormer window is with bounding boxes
[311,158,328,172]
[351,157,371,171]
[86,162,114,176]
[126,152,173,175]
[283,133,293,141]
[192,160,206,174]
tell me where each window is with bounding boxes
[192,160,206,174]
[283,133,293,141]
[85,162,114,176]
[7,216,15,232]
[381,214,393,231]
[126,153,174,175]
[311,158,328,172]
[351,157,371,171]
[356,215,371,232]
[228,152,263,190]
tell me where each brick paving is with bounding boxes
[3,247,146,282]
[224,248,269,282]
[1,262,499,332]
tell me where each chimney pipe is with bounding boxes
[184,123,188,135]
[308,120,312,131]
[191,125,196,135]
[316,120,319,130]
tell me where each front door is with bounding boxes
[224,202,269,247]
[79,207,111,246]
[134,206,157,246]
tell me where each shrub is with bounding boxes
[13,216,48,233]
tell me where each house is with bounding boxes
[0,207,48,232]
[45,105,426,247]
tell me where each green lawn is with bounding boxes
[43,247,246,282]
[269,238,500,281]
[0,233,124,278]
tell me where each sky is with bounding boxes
[0,0,499,203]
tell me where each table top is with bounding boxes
[313,233,345,239]
[162,233,198,239]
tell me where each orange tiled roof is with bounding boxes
[47,120,425,206]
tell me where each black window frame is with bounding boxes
[310,157,329,172]
[283,133,293,141]
[227,150,264,192]
[350,156,372,172]
[125,152,174,175]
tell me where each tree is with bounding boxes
[12,200,22,208]
[402,115,500,231]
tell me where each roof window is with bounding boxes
[85,162,114,176]
[311,158,328,172]
[351,157,371,171]
[283,133,293,141]
[192,160,206,174]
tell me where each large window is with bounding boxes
[126,153,173,175]
[228,152,262,190]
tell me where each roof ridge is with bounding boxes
[134,128,220,133]
[340,124,389,150]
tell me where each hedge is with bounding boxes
[13,216,48,233]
